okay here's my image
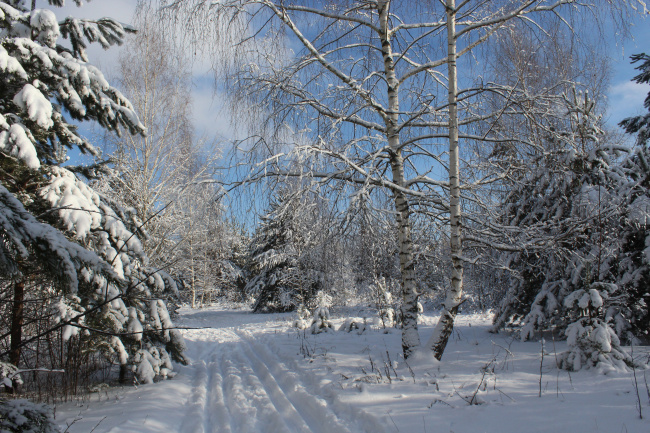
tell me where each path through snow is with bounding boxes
[57,307,381,433]
[57,306,650,433]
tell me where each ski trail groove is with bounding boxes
[235,345,314,433]
[238,331,356,433]
[179,341,231,433]
[182,326,383,433]
[268,338,391,433]
[230,347,305,433]
[179,360,208,433]
[221,347,263,432]
[207,354,231,433]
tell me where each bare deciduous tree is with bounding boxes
[98,2,239,308]
[162,0,644,359]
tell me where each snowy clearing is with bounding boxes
[56,306,650,433]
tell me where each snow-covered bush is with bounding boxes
[558,317,634,373]
[310,307,333,334]
[0,399,60,433]
[557,283,635,373]
[309,291,333,334]
[0,362,22,391]
[338,317,368,334]
[132,345,176,384]
[373,277,395,329]
[293,304,311,330]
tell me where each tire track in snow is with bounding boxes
[238,331,357,433]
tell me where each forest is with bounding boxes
[1,1,650,432]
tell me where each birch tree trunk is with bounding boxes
[378,0,420,358]
[190,240,197,309]
[426,0,463,360]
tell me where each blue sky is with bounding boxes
[54,1,649,160]
[606,14,650,127]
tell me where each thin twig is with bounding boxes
[89,416,107,433]
[632,345,643,419]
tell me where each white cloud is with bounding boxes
[191,75,254,143]
[191,84,229,140]
[606,80,648,126]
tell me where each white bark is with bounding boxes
[378,0,420,357]
[425,0,463,360]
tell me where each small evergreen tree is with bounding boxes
[492,89,616,338]
[0,399,59,433]
[246,188,319,312]
[309,291,333,334]
[558,283,634,373]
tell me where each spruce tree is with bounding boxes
[246,189,319,312]
[494,77,650,361]
[0,0,185,389]
[620,53,650,146]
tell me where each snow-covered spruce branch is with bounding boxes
[0,262,177,360]
[463,210,616,252]
[66,324,219,337]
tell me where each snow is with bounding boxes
[38,167,146,279]
[629,195,650,225]
[0,122,40,169]
[127,307,144,341]
[54,306,650,433]
[40,166,102,239]
[0,45,27,78]
[111,336,128,366]
[30,9,60,48]
[13,83,54,129]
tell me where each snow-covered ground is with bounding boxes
[56,306,650,433]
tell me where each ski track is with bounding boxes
[238,336,352,433]
[246,331,392,433]
[177,326,376,433]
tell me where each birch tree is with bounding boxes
[98,3,243,308]
[163,0,643,359]
[100,3,210,258]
